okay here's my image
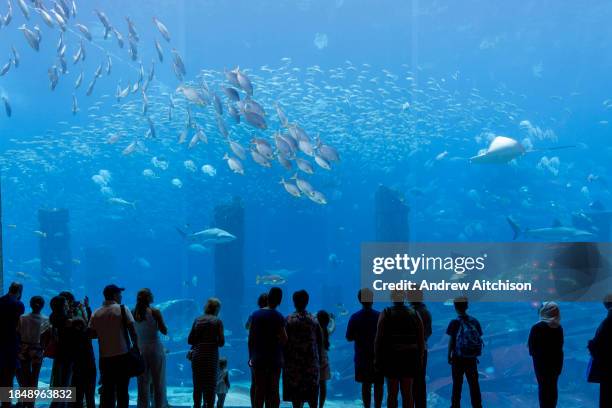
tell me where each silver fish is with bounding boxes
[252,138,274,160]
[16,0,29,20]
[113,28,124,48]
[116,82,130,101]
[280,178,301,198]
[235,68,253,95]
[154,39,163,62]
[296,158,314,174]
[152,17,170,41]
[0,60,11,76]
[11,46,19,67]
[251,149,271,168]
[2,95,11,117]
[18,25,39,51]
[172,49,186,75]
[243,111,267,130]
[223,154,244,175]
[50,8,65,31]
[85,77,96,96]
[35,7,54,28]
[74,71,83,89]
[126,16,139,42]
[229,140,246,160]
[48,65,59,90]
[75,23,92,41]
[275,103,289,127]
[4,0,13,26]
[71,94,78,115]
[128,40,138,61]
[58,54,67,74]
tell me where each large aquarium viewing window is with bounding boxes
[0,1,611,407]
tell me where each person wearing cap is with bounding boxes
[588,294,612,408]
[0,282,25,408]
[89,284,139,408]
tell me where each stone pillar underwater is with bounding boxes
[213,197,245,332]
[38,208,72,293]
[375,185,410,242]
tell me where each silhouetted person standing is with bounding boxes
[249,287,287,408]
[283,290,323,408]
[588,294,612,408]
[188,298,225,408]
[246,292,269,407]
[89,284,139,408]
[0,282,25,408]
[410,293,432,408]
[528,302,563,408]
[133,288,169,408]
[346,288,383,408]
[447,297,483,408]
[375,290,424,408]
[17,296,49,408]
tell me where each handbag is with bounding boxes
[120,305,145,378]
[41,327,58,359]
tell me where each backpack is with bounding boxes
[455,316,483,358]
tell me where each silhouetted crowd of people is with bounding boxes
[1,282,611,408]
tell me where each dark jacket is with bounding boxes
[528,321,564,376]
[588,310,612,381]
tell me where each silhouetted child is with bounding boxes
[317,310,335,408]
[216,357,230,408]
[447,297,483,408]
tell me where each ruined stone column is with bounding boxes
[213,197,244,332]
[375,185,410,242]
[38,209,72,293]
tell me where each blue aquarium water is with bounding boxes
[1,0,611,406]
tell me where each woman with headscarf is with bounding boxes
[528,302,564,408]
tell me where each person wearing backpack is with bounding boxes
[375,290,425,408]
[446,297,483,408]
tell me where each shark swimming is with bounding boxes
[176,227,237,245]
[507,217,595,241]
